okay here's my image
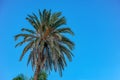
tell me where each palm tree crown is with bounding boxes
[15,9,74,80]
[13,74,28,80]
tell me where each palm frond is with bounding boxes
[32,13,41,27]
[15,34,37,41]
[61,36,74,50]
[26,15,39,31]
[15,38,33,48]
[59,44,73,61]
[53,17,66,29]
[55,27,74,35]
[50,12,62,24]
[19,41,34,61]
[21,28,36,34]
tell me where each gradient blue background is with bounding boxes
[0,0,120,80]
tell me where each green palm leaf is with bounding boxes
[19,41,34,61]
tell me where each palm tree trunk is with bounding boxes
[34,64,40,80]
[34,46,44,80]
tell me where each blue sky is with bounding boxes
[0,0,120,80]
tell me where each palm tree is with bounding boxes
[38,71,47,80]
[12,74,27,80]
[30,71,47,80]
[13,72,47,80]
[15,9,74,80]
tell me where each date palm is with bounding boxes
[13,74,27,80]
[30,71,47,80]
[15,9,74,80]
[37,71,48,80]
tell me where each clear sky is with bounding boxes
[0,0,120,80]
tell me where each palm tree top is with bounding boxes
[12,74,28,80]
